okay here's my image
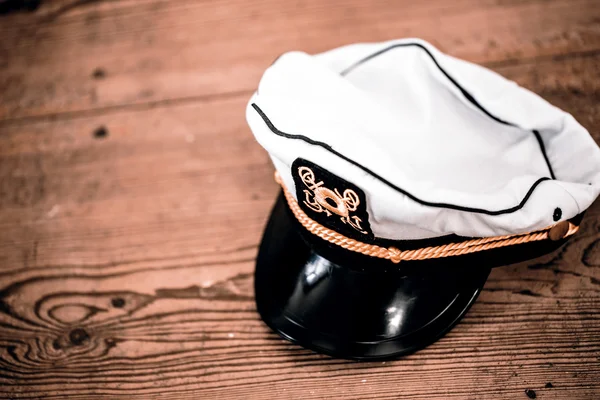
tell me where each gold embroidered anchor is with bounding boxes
[298,166,368,234]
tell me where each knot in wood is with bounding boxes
[69,328,90,346]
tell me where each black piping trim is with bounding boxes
[341,43,511,126]
[340,42,556,178]
[251,103,551,216]
[533,130,556,179]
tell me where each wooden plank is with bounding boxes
[1,52,599,399]
[1,0,600,121]
[0,95,275,269]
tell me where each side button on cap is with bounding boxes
[549,221,570,241]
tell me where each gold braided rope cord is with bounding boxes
[275,172,579,263]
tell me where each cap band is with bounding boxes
[275,172,579,264]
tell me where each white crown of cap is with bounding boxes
[246,38,600,240]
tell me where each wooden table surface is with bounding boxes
[1,0,600,399]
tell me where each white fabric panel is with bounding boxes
[247,39,600,240]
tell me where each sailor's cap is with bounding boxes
[246,38,600,359]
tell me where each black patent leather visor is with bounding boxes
[255,192,492,360]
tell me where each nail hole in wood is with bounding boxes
[93,126,108,139]
[111,297,125,308]
[92,68,106,79]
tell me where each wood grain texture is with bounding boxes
[1,0,600,399]
[2,0,600,121]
